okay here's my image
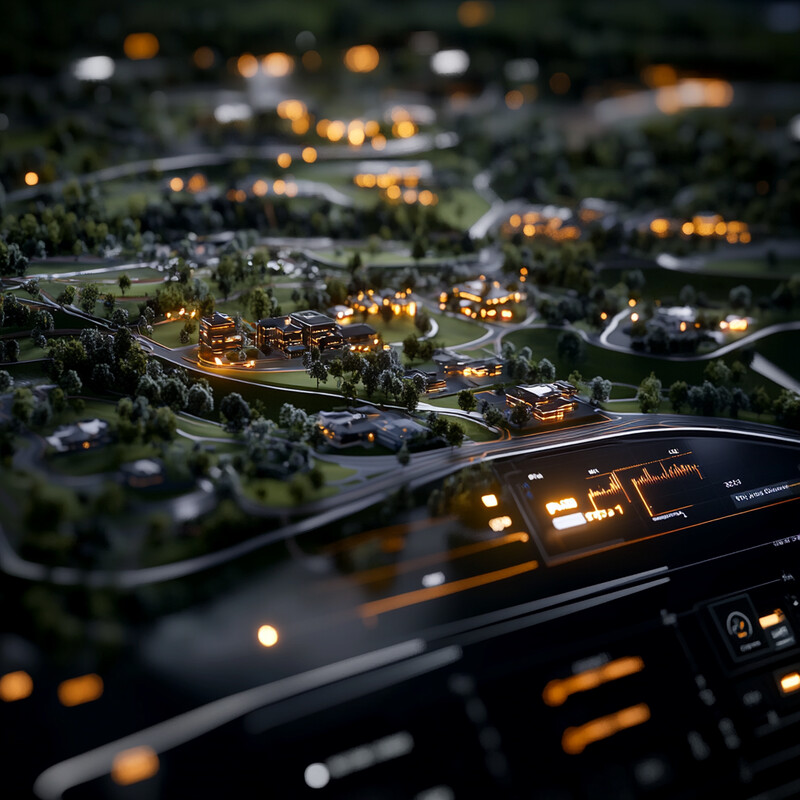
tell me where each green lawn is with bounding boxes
[174,414,234,440]
[240,476,337,507]
[435,187,491,230]
[48,441,159,477]
[149,321,198,348]
[439,413,501,442]
[701,257,800,278]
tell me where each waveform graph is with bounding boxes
[587,472,630,509]
[629,460,704,518]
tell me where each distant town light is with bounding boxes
[0,670,33,702]
[458,1,494,27]
[24,171,39,186]
[237,53,259,78]
[630,312,639,322]
[193,46,215,69]
[252,179,268,196]
[327,120,346,142]
[277,152,292,168]
[344,44,380,73]
[431,49,469,76]
[124,33,159,61]
[304,762,330,789]
[112,746,159,786]
[301,146,318,163]
[261,52,294,77]
[371,134,387,150]
[505,90,524,110]
[481,494,499,508]
[72,55,115,82]
[168,177,184,192]
[58,674,103,707]
[257,624,279,647]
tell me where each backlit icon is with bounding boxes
[726,611,753,641]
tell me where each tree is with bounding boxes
[557,330,585,364]
[445,421,465,448]
[400,379,420,413]
[688,381,720,416]
[510,402,531,427]
[589,376,612,405]
[483,405,505,427]
[0,242,29,276]
[397,441,410,466]
[538,358,556,382]
[6,339,20,362]
[187,383,214,415]
[669,380,689,413]
[402,334,420,362]
[56,285,76,306]
[457,389,477,413]
[637,372,662,413]
[111,307,129,328]
[341,379,357,405]
[0,370,12,393]
[60,369,82,396]
[118,274,132,295]
[150,406,177,440]
[729,285,752,311]
[220,392,251,431]
[161,376,189,411]
[730,387,750,418]
[704,359,731,387]
[249,287,270,321]
[78,283,100,314]
[750,385,771,417]
[11,387,34,426]
[308,359,329,389]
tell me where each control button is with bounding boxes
[758,609,796,650]
[709,595,770,661]
[777,670,800,697]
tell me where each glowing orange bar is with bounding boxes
[359,561,538,619]
[111,746,159,785]
[0,670,33,702]
[759,610,785,629]
[562,703,651,754]
[543,656,645,707]
[58,674,104,707]
[779,672,800,695]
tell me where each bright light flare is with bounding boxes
[277,152,292,168]
[301,147,317,163]
[481,494,498,508]
[24,171,39,186]
[72,56,115,82]
[237,53,259,78]
[262,52,294,77]
[431,49,469,76]
[257,624,279,647]
[344,44,380,73]
[780,672,800,694]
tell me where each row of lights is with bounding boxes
[505,214,581,241]
[168,173,208,193]
[235,44,378,78]
[649,215,751,244]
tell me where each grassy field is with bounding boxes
[504,326,783,395]
[438,413,500,442]
[149,321,198,348]
[435,188,491,230]
[702,257,800,278]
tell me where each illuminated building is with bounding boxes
[403,368,447,393]
[45,419,110,453]
[340,323,380,352]
[440,279,524,320]
[506,381,578,422]
[200,312,243,359]
[290,310,343,351]
[318,408,426,451]
[257,311,342,357]
[432,348,503,379]
[347,289,417,318]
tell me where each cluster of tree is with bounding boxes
[502,342,557,385]
[402,334,436,364]
[425,411,466,449]
[48,326,147,395]
[134,360,215,417]
[116,395,178,444]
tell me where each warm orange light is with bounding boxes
[261,52,294,77]
[501,309,513,319]
[112,746,159,786]
[628,298,637,307]
[364,120,380,137]
[458,0,494,27]
[82,441,90,450]
[316,119,331,138]
[327,120,346,142]
[715,221,727,236]
[344,44,380,73]
[419,190,434,206]
[278,99,306,120]
[301,146,317,164]
[276,152,292,169]
[505,90,524,110]
[509,213,521,227]
[0,671,33,702]
[680,321,687,332]
[193,46,215,70]
[24,171,39,187]
[780,672,800,694]
[187,173,206,193]
[543,657,645,707]
[546,497,578,516]
[759,610,785,629]
[403,189,417,204]
[58,674,103,707]
[681,221,694,235]
[285,182,298,197]
[371,134,387,150]
[481,494,499,508]
[600,312,608,320]
[394,120,417,138]
[549,72,571,94]
[740,231,751,243]
[168,177,184,192]
[728,318,748,332]
[302,50,322,71]
[386,184,401,200]
[630,312,639,323]
[650,218,669,236]
[257,624,279,647]
[124,33,159,61]
[642,64,677,88]
[523,223,535,237]
[252,179,268,196]
[273,179,286,194]
[348,128,366,146]
[292,117,310,135]
[214,357,223,365]
[237,53,259,78]
[562,704,651,754]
